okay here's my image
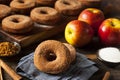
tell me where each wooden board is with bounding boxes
[0,16,77,47]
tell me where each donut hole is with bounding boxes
[45,51,56,61]
[63,1,70,5]
[18,0,24,3]
[40,10,48,14]
[11,18,21,23]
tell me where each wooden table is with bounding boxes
[0,0,119,80]
[0,33,109,80]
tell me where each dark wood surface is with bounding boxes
[0,0,120,80]
[0,34,107,80]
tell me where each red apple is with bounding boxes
[98,18,120,46]
[65,20,94,47]
[78,8,105,34]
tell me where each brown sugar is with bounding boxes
[0,42,19,56]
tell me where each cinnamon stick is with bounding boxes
[0,65,3,80]
[102,71,110,80]
[0,59,22,80]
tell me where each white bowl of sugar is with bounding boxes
[97,47,120,67]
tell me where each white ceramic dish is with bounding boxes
[97,47,120,67]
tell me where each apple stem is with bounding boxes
[68,30,72,34]
[110,21,114,27]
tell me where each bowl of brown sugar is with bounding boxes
[0,41,21,57]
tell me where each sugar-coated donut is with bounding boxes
[2,15,33,34]
[63,43,76,63]
[36,0,57,7]
[30,7,61,25]
[10,0,35,14]
[0,4,11,21]
[34,40,71,74]
[55,0,82,16]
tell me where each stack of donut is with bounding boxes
[30,0,84,25]
[0,0,101,34]
[0,0,80,34]
[34,40,76,74]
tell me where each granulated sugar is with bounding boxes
[98,47,120,63]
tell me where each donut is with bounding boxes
[0,4,11,21]
[34,40,71,74]
[10,0,35,15]
[55,0,82,16]
[36,0,57,7]
[63,43,76,63]
[30,7,61,25]
[2,15,33,34]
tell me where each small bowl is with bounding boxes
[13,42,21,54]
[97,47,120,67]
[0,41,21,57]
